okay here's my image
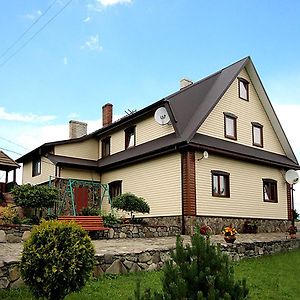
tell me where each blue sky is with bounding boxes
[1,0,300,208]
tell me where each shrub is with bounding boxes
[21,220,95,300]
[0,204,18,225]
[101,212,120,227]
[112,193,150,220]
[131,230,248,300]
[80,206,100,216]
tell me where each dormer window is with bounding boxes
[252,122,263,147]
[238,78,249,101]
[125,126,136,149]
[224,112,237,140]
[101,137,111,158]
[32,157,41,177]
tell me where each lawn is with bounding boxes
[1,249,300,300]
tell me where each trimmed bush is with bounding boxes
[21,220,95,300]
[112,192,150,220]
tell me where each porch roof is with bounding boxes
[0,150,20,172]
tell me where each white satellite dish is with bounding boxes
[154,107,170,125]
[285,170,299,185]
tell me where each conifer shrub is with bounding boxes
[21,220,95,300]
[131,230,249,300]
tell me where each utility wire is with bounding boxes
[0,147,23,156]
[0,0,74,69]
[0,0,58,60]
[0,136,30,151]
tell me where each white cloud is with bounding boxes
[98,0,132,6]
[81,34,103,52]
[68,112,80,119]
[23,10,42,20]
[83,16,91,22]
[0,107,56,122]
[87,0,132,11]
[63,57,68,65]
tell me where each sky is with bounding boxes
[1,0,300,210]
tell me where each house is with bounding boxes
[16,57,300,233]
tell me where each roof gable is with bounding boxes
[0,150,20,171]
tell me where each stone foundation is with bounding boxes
[184,216,290,235]
[0,225,31,243]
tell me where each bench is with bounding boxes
[58,216,110,232]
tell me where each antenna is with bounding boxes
[285,170,299,185]
[154,107,170,125]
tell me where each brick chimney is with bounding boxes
[102,103,113,127]
[69,120,87,139]
[180,78,193,89]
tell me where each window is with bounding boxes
[224,112,237,140]
[238,78,249,100]
[32,157,41,177]
[263,179,278,203]
[252,122,263,147]
[109,180,122,199]
[101,137,111,158]
[211,171,230,197]
[125,126,136,149]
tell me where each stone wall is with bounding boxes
[0,225,31,243]
[184,216,290,235]
[99,223,181,239]
[1,237,300,289]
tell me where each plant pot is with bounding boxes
[224,235,236,243]
[289,233,297,239]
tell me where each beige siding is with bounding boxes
[100,115,174,158]
[198,68,285,155]
[59,167,100,181]
[101,153,182,217]
[55,138,98,160]
[195,152,287,219]
[22,157,55,185]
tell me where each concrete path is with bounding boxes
[0,232,291,263]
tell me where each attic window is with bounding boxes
[224,112,237,140]
[238,78,249,101]
[32,157,41,177]
[252,122,263,147]
[125,126,136,149]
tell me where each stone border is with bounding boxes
[1,237,300,289]
[0,225,31,243]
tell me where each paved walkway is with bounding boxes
[0,232,291,263]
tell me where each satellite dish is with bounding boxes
[203,151,209,159]
[154,107,170,125]
[285,170,299,185]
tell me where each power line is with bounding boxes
[0,0,74,69]
[0,147,23,156]
[0,136,30,151]
[0,0,58,60]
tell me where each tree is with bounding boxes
[112,192,150,220]
[21,220,95,300]
[11,184,59,221]
[131,230,249,300]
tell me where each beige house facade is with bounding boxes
[17,57,300,233]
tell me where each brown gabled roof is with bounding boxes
[16,56,299,169]
[0,151,20,171]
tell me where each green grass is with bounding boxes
[1,250,300,300]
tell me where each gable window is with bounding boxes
[211,171,230,197]
[252,122,263,147]
[263,179,278,203]
[109,180,122,199]
[32,157,41,177]
[238,78,249,100]
[224,112,237,140]
[125,126,136,149]
[101,137,111,158]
